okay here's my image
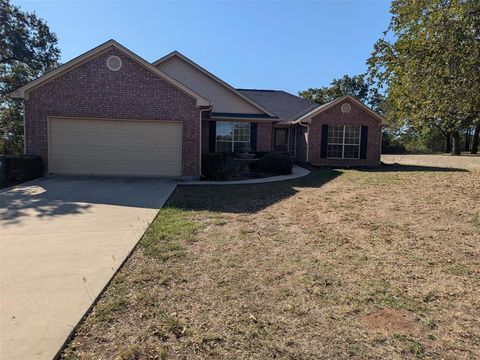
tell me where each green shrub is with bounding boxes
[258,152,293,175]
[254,151,269,159]
[201,153,236,180]
[4,155,43,186]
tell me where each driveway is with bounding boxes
[0,176,176,360]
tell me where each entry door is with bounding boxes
[273,128,289,153]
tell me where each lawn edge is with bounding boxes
[52,185,177,360]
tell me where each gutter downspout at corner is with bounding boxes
[297,120,310,164]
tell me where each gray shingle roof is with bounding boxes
[237,89,320,122]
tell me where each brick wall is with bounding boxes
[308,98,382,166]
[24,46,201,177]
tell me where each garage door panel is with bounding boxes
[49,118,182,176]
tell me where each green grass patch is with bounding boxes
[139,207,200,259]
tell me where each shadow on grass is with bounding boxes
[364,163,469,173]
[168,169,342,214]
[168,163,468,214]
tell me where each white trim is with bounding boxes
[298,121,309,163]
[153,51,276,117]
[292,95,387,125]
[214,121,251,153]
[326,125,361,160]
[210,116,276,122]
[10,40,210,107]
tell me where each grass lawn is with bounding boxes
[62,165,480,359]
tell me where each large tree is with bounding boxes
[368,0,480,155]
[0,0,60,154]
[299,74,385,114]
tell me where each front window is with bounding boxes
[327,125,360,159]
[216,122,250,153]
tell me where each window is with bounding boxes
[327,125,360,159]
[216,122,250,153]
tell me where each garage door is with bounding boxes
[48,117,182,176]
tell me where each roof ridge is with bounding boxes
[236,88,282,92]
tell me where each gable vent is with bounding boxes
[106,55,122,71]
[341,103,351,113]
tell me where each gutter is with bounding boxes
[297,120,310,163]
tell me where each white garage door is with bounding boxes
[48,117,182,176]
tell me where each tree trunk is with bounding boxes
[464,129,471,151]
[451,131,461,155]
[444,131,451,153]
[472,124,480,154]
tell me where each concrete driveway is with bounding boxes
[0,176,176,360]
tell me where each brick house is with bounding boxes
[11,40,386,179]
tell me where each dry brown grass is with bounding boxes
[61,165,480,360]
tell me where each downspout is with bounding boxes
[297,120,310,163]
[199,105,213,177]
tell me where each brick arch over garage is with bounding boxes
[24,46,202,177]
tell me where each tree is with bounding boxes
[472,123,480,154]
[0,0,60,154]
[368,0,480,155]
[299,74,385,114]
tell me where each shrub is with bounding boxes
[4,155,43,186]
[258,152,293,175]
[254,151,269,159]
[201,153,236,180]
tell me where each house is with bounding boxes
[11,40,386,179]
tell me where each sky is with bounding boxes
[15,0,392,95]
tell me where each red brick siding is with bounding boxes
[201,120,273,153]
[308,98,381,166]
[24,46,201,177]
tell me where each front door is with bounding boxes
[273,128,289,153]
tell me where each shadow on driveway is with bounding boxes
[0,176,176,226]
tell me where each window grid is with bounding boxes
[216,122,250,153]
[327,125,360,159]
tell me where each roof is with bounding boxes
[237,89,319,122]
[10,40,211,107]
[153,51,276,117]
[292,95,388,125]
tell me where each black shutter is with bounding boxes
[209,121,216,153]
[320,124,329,158]
[250,123,257,152]
[360,126,368,159]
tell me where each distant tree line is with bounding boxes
[300,0,480,155]
[0,0,60,155]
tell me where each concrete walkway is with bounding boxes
[179,165,310,185]
[382,154,480,170]
[0,176,176,360]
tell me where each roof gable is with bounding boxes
[153,51,275,116]
[10,40,210,106]
[293,95,387,125]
